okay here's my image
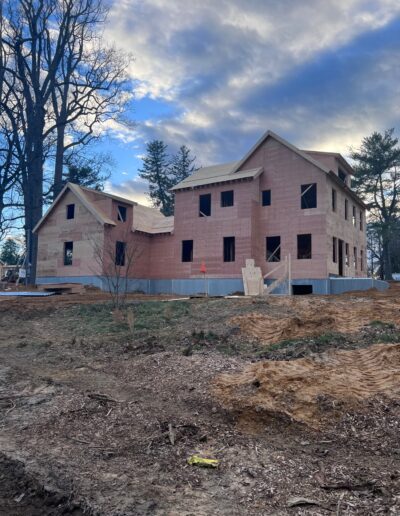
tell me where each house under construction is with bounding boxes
[34,130,387,295]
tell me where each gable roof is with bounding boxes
[171,129,366,208]
[33,183,116,233]
[170,162,263,191]
[33,183,173,235]
[232,129,334,175]
[235,130,366,208]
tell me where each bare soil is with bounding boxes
[214,343,400,428]
[0,286,399,514]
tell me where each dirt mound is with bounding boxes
[213,343,400,429]
[232,297,400,345]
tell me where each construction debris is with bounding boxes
[187,455,219,468]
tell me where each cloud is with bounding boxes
[105,0,400,164]
[104,178,151,206]
[101,119,137,144]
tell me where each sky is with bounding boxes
[100,0,400,205]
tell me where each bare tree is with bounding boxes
[0,4,23,238]
[90,228,142,309]
[48,0,132,198]
[0,0,133,283]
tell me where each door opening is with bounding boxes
[338,239,344,276]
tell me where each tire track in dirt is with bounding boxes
[213,343,400,429]
[231,297,400,345]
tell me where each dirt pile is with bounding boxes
[232,297,400,345]
[213,343,400,428]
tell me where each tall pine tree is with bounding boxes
[351,129,400,280]
[139,141,173,216]
[170,145,198,183]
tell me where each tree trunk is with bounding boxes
[382,229,392,281]
[53,122,66,198]
[24,110,45,285]
[24,165,43,285]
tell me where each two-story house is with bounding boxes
[34,130,379,295]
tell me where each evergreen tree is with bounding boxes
[138,140,173,216]
[170,145,198,184]
[351,129,400,279]
[63,164,108,191]
[0,239,20,265]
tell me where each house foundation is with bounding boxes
[36,275,388,296]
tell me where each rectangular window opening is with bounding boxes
[66,204,75,220]
[223,236,235,262]
[301,183,317,209]
[221,190,234,207]
[115,241,126,266]
[345,199,348,220]
[64,241,73,266]
[262,189,271,206]
[117,205,127,222]
[199,194,211,217]
[353,247,357,269]
[360,249,364,271]
[266,236,281,262]
[332,189,337,212]
[297,234,312,259]
[332,237,337,263]
[352,206,356,226]
[345,243,349,267]
[181,240,193,262]
[338,169,347,183]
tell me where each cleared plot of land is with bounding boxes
[0,287,399,514]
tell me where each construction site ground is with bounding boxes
[0,286,399,515]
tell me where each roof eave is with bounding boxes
[171,168,263,192]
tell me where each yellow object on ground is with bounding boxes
[187,455,219,468]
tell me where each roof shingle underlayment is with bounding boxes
[170,162,263,191]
